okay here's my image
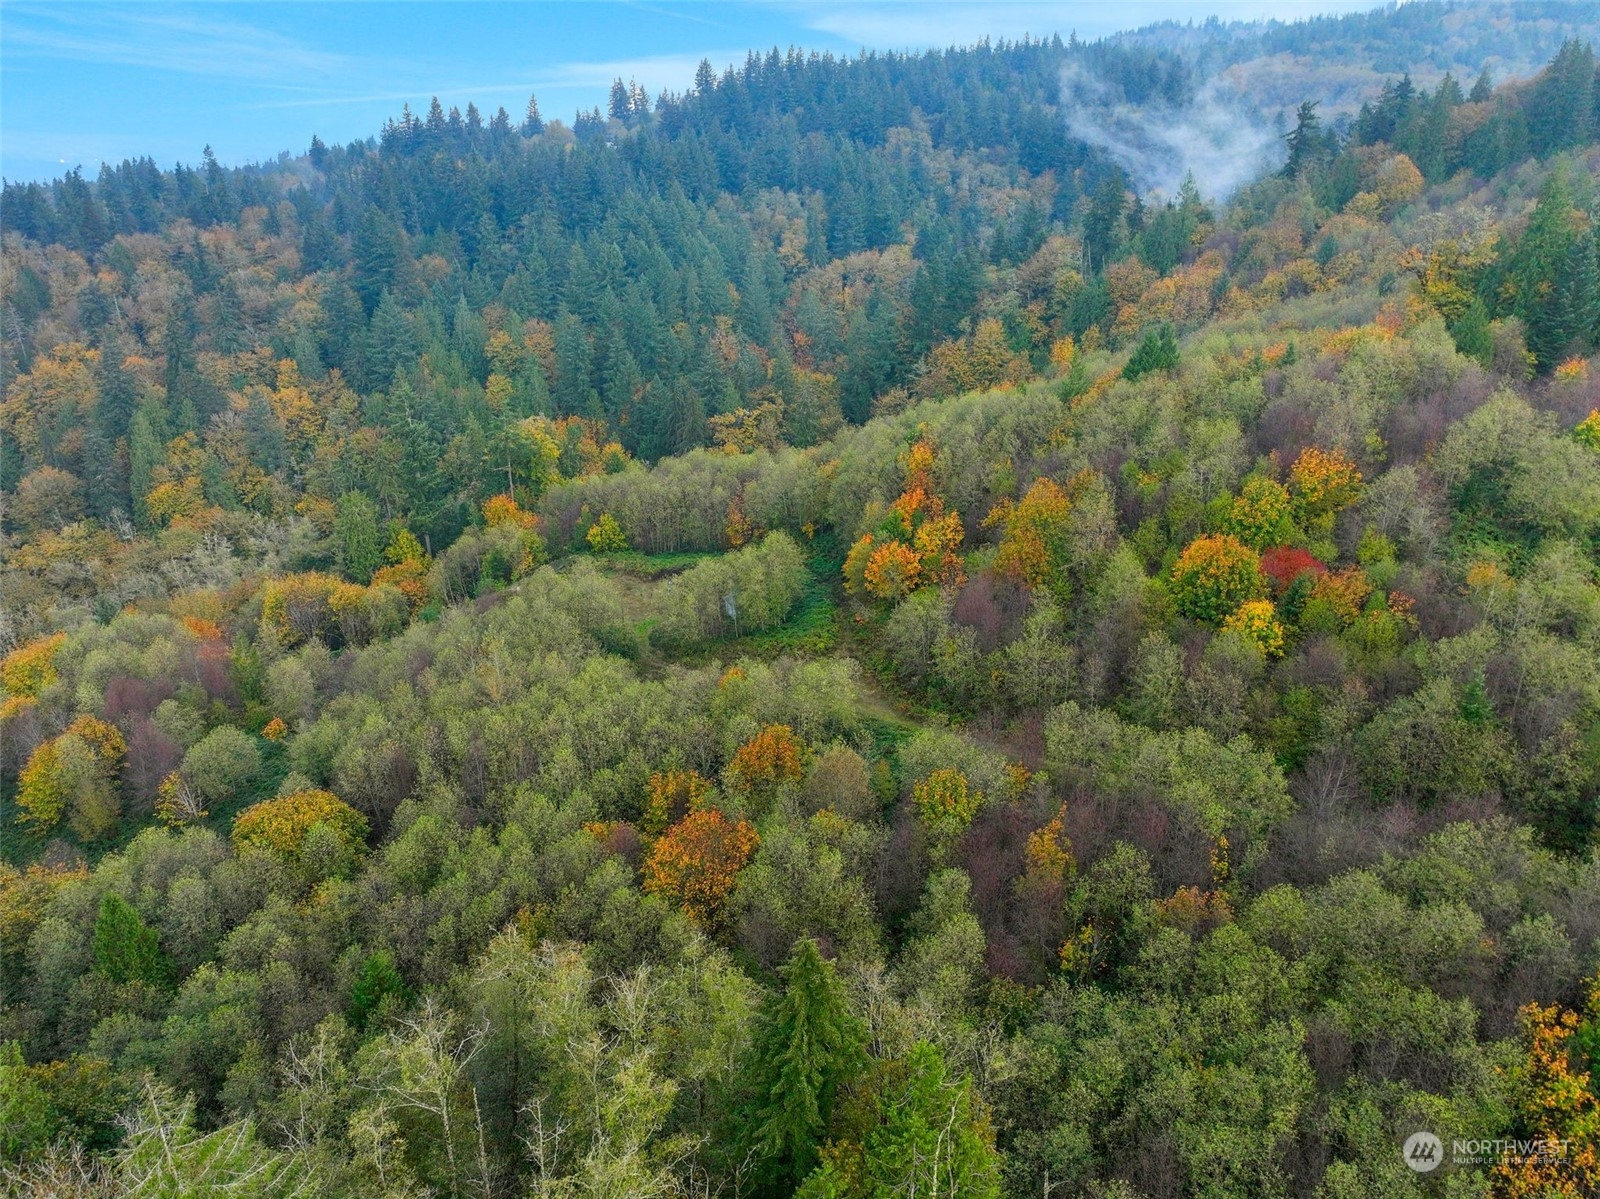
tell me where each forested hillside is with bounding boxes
[4,3,1600,1196]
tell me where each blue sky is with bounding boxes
[1,1,1376,184]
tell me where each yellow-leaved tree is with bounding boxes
[16,716,126,840]
[232,789,369,860]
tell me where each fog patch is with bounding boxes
[1060,59,1284,200]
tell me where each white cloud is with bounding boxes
[250,49,751,111]
[3,5,348,85]
[782,1,1382,50]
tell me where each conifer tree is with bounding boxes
[737,938,867,1196]
[854,1042,1000,1198]
[1450,297,1493,366]
[335,491,384,582]
[1123,323,1179,380]
[609,78,631,121]
[1513,172,1584,369]
[348,949,410,1030]
[92,894,169,988]
[1282,100,1327,178]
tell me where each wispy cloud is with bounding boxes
[251,50,750,111]
[782,1,1381,50]
[3,5,348,85]
[786,2,1074,49]
[619,0,727,29]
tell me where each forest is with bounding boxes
[3,2,1600,1195]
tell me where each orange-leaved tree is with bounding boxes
[911,767,982,849]
[482,493,539,529]
[1222,598,1286,656]
[16,716,126,838]
[843,436,965,602]
[860,539,924,601]
[1015,807,1074,910]
[642,807,759,927]
[0,631,67,720]
[727,724,808,801]
[259,572,344,646]
[372,528,431,611]
[1303,565,1374,629]
[0,862,88,966]
[481,493,549,578]
[1289,446,1363,523]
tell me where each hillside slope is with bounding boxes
[4,8,1600,1198]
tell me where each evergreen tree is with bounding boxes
[639,375,706,460]
[163,287,199,431]
[352,211,406,314]
[1556,232,1600,356]
[1450,297,1494,366]
[77,279,113,343]
[55,169,111,258]
[92,894,169,988]
[1082,172,1127,273]
[1512,171,1581,369]
[811,1041,1002,1199]
[200,146,234,227]
[1529,40,1596,156]
[79,426,126,522]
[127,403,164,528]
[96,349,137,444]
[553,312,600,417]
[1123,323,1180,380]
[609,78,631,122]
[348,949,410,1030]
[736,939,867,1196]
[299,209,338,274]
[368,291,416,388]
[1282,100,1327,179]
[599,336,643,425]
[210,275,248,355]
[335,491,385,582]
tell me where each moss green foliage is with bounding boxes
[91,894,169,988]
[346,949,410,1031]
[8,16,1600,1199]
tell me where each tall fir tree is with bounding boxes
[1282,100,1327,179]
[736,939,867,1197]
